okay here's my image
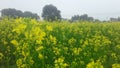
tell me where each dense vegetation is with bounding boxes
[1,8,40,20]
[0,18,120,68]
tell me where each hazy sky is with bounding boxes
[0,0,120,20]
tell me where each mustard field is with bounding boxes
[0,18,120,68]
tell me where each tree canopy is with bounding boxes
[71,14,94,22]
[1,8,40,20]
[23,11,40,20]
[42,4,61,21]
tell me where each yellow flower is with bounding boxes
[30,59,34,65]
[112,63,120,68]
[41,32,46,37]
[36,40,43,44]
[16,58,23,67]
[11,39,18,46]
[86,60,103,68]
[15,18,22,23]
[54,57,69,68]
[68,37,76,44]
[63,63,69,67]
[0,53,4,60]
[84,40,88,45]
[22,51,29,57]
[50,35,57,45]
[72,48,82,55]
[55,57,64,63]
[55,64,59,68]
[36,46,44,51]
[12,24,26,34]
[21,64,27,68]
[31,19,37,24]
[24,32,29,39]
[46,25,53,31]
[38,32,46,40]
[38,53,43,59]
[32,27,41,36]
[87,61,94,68]
[53,47,60,55]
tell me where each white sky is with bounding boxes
[0,0,120,20]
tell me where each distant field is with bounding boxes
[0,18,120,68]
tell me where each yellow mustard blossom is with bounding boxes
[50,35,57,45]
[24,32,29,39]
[112,63,120,68]
[72,48,82,55]
[68,37,76,44]
[12,24,26,34]
[82,40,89,48]
[27,57,34,65]
[30,59,34,65]
[0,53,4,60]
[36,40,43,45]
[15,18,22,23]
[38,53,43,59]
[55,57,64,63]
[11,39,18,46]
[55,64,59,68]
[32,27,41,36]
[31,27,46,44]
[54,57,69,68]
[31,19,37,24]
[35,29,46,44]
[46,25,53,31]
[21,64,27,68]
[38,32,46,40]
[111,53,118,60]
[63,63,69,67]
[84,40,89,45]
[16,58,23,67]
[53,47,60,55]
[36,45,44,51]
[41,32,46,37]
[22,51,29,57]
[102,36,111,45]
[86,60,103,68]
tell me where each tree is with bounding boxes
[71,15,80,22]
[23,11,40,20]
[79,14,94,21]
[1,8,40,20]
[1,8,23,18]
[94,19,100,22]
[117,17,120,21]
[110,18,118,22]
[71,14,94,22]
[42,4,61,21]
[79,14,88,21]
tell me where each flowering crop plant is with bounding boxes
[0,18,120,68]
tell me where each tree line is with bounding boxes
[1,4,117,22]
[1,8,40,20]
[110,17,120,22]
